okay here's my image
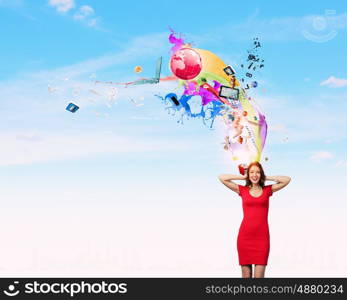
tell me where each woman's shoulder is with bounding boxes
[238,184,248,196]
[264,184,273,196]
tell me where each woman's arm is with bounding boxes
[266,175,291,193]
[218,174,247,194]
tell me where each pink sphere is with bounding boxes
[170,48,202,80]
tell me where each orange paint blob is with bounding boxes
[134,66,142,73]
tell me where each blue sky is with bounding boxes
[0,0,346,175]
[0,0,346,276]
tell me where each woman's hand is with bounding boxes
[238,164,248,176]
[244,167,248,178]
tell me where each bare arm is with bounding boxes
[266,175,291,193]
[218,174,247,194]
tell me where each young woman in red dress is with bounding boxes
[218,162,291,278]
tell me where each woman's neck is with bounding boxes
[251,183,261,189]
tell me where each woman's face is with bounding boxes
[249,166,261,185]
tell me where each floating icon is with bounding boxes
[66,103,79,113]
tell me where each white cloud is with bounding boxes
[73,5,99,28]
[335,160,347,168]
[0,130,198,166]
[48,0,74,13]
[87,18,97,28]
[309,151,333,162]
[0,32,193,166]
[73,5,94,20]
[0,0,22,6]
[79,5,94,15]
[193,11,347,45]
[268,123,286,132]
[320,76,347,88]
[252,91,347,144]
[49,1,100,29]
[21,32,167,82]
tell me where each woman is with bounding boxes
[218,162,291,278]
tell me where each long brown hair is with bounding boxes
[245,161,266,188]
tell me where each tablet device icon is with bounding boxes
[219,86,239,100]
[154,56,162,80]
[132,57,162,85]
[223,65,235,76]
[66,102,79,113]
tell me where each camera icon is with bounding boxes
[301,9,337,43]
[3,281,20,297]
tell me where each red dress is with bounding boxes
[237,184,273,265]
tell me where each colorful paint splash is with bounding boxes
[56,30,268,168]
[162,30,268,166]
[155,93,224,127]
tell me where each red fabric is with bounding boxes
[237,185,273,265]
